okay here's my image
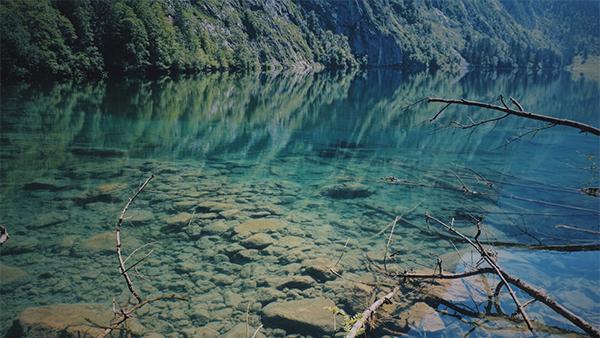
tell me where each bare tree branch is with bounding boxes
[425,214,534,333]
[427,97,600,135]
[116,174,155,303]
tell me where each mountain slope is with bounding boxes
[1,0,598,81]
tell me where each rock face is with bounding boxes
[262,297,337,336]
[6,303,144,337]
[320,182,374,199]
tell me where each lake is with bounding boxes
[0,69,598,337]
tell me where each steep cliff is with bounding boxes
[1,0,598,81]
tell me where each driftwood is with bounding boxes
[346,286,400,338]
[392,215,600,337]
[99,174,186,338]
[427,97,600,135]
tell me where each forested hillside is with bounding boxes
[1,0,598,81]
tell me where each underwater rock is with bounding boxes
[173,200,197,212]
[197,212,219,220]
[403,302,445,332]
[198,201,237,213]
[257,288,286,304]
[165,213,193,227]
[81,232,141,254]
[414,268,488,304]
[73,182,127,205]
[1,236,39,255]
[301,257,339,282]
[128,210,155,226]
[23,178,69,191]
[223,291,243,308]
[241,233,274,249]
[203,220,230,235]
[6,303,143,337]
[223,323,266,338]
[0,263,27,285]
[323,275,375,314]
[276,235,304,249]
[219,209,240,220]
[275,275,315,290]
[320,182,375,199]
[142,333,165,338]
[183,326,220,338]
[262,297,338,336]
[234,218,287,236]
[31,212,68,228]
[184,224,203,238]
[233,249,260,262]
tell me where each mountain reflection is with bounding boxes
[1,69,598,186]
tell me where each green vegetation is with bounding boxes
[1,0,598,81]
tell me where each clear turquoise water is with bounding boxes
[0,70,599,337]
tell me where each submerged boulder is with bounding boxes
[301,257,339,282]
[223,323,266,338]
[73,182,127,205]
[234,218,287,236]
[32,212,68,229]
[81,232,141,254]
[321,182,375,199]
[6,303,144,337]
[401,302,445,332]
[262,297,338,336]
[241,233,274,249]
[0,263,27,285]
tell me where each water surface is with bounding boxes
[1,70,599,337]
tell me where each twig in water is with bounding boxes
[251,324,263,338]
[332,238,351,270]
[99,174,187,338]
[346,287,400,338]
[383,216,400,272]
[555,224,600,235]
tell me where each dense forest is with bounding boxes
[1,0,599,81]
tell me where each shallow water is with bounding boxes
[0,70,599,337]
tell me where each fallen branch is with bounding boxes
[427,97,600,135]
[346,286,400,338]
[393,215,600,337]
[396,266,600,337]
[99,174,186,338]
[116,174,155,303]
[425,214,534,333]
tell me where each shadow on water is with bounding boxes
[0,69,598,336]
